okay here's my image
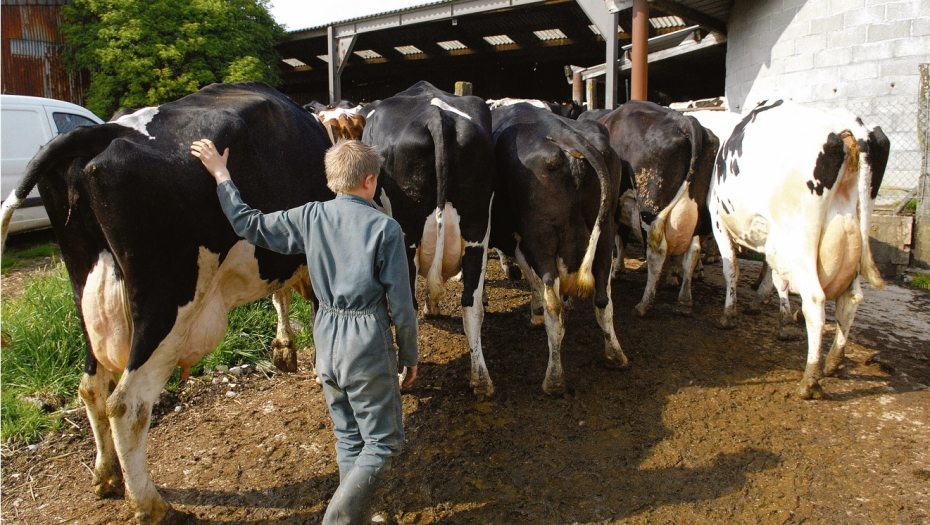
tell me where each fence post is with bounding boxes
[915,64,930,270]
[455,82,473,96]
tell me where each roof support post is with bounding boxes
[327,26,357,104]
[575,0,618,109]
[631,0,649,100]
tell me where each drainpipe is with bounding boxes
[631,0,649,101]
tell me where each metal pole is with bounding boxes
[604,11,619,109]
[915,64,930,269]
[573,72,583,105]
[631,0,649,101]
[327,25,340,104]
[586,79,598,110]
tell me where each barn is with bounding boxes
[275,0,930,266]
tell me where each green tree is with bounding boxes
[62,0,286,118]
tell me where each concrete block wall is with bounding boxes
[726,0,930,198]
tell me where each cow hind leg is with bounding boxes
[824,277,862,377]
[78,365,123,499]
[711,215,739,329]
[772,272,805,341]
[541,279,567,395]
[594,282,628,369]
[674,235,701,316]
[108,351,181,524]
[462,244,493,396]
[748,264,774,314]
[795,273,827,400]
[634,230,667,317]
[271,289,298,373]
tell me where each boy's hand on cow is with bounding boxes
[400,365,417,391]
[190,139,231,184]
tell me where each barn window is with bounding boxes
[395,45,424,55]
[354,50,383,60]
[437,40,467,51]
[533,29,568,41]
[483,35,516,46]
[282,58,310,70]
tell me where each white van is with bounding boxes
[1,94,104,234]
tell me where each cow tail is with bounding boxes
[679,115,704,181]
[854,128,888,289]
[566,133,613,298]
[424,110,457,301]
[1,124,126,253]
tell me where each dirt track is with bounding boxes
[2,250,929,524]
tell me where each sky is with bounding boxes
[267,1,434,31]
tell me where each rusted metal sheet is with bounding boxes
[1,2,89,105]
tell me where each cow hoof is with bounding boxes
[272,346,298,373]
[797,382,823,400]
[472,381,495,397]
[94,476,125,499]
[746,304,763,315]
[542,379,566,396]
[605,354,629,369]
[133,499,172,525]
[824,359,845,377]
[632,304,648,317]
[673,304,692,316]
[530,313,545,326]
[715,315,735,330]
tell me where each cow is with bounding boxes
[708,99,889,399]
[361,81,497,395]
[597,101,719,316]
[486,98,584,119]
[0,82,332,524]
[490,102,628,395]
[316,107,367,143]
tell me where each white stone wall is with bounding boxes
[726,0,930,195]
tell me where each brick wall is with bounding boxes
[725,0,930,197]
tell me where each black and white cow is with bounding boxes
[361,81,497,395]
[490,102,628,395]
[709,99,889,399]
[598,101,719,316]
[0,82,332,524]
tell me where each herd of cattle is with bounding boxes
[0,80,889,524]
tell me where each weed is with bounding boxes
[1,261,315,445]
[912,273,930,291]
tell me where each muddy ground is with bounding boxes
[2,244,929,524]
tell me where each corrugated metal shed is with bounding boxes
[1,0,89,105]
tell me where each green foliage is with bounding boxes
[912,273,930,291]
[1,243,60,273]
[1,261,315,445]
[904,199,917,212]
[62,0,286,118]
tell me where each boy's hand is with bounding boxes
[190,139,231,184]
[400,365,417,390]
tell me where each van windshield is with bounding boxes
[53,112,98,133]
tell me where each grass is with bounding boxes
[1,243,59,273]
[912,273,930,291]
[1,260,315,446]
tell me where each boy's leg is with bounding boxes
[321,380,365,480]
[323,365,403,524]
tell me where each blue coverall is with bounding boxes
[216,181,418,520]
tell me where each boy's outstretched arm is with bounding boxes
[191,139,308,255]
[380,223,418,389]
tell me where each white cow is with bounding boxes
[708,99,889,399]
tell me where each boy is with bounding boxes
[191,138,418,525]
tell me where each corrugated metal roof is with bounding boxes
[290,0,454,33]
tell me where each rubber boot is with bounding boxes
[322,464,385,525]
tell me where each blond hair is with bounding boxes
[324,140,381,194]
